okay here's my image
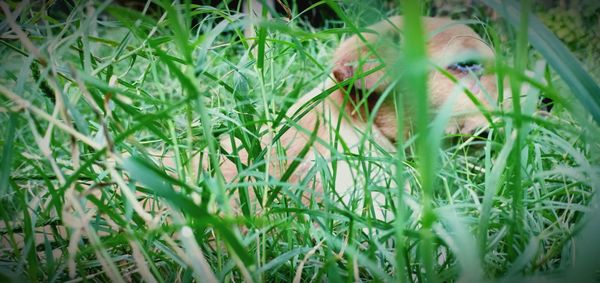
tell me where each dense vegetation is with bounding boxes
[1,0,599,282]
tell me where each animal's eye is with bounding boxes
[447,60,483,74]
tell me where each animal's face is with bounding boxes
[332,16,508,141]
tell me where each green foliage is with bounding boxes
[0,0,599,282]
[538,7,600,80]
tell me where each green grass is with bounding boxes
[1,0,600,282]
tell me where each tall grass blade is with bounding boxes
[402,1,437,282]
[479,130,515,256]
[506,0,530,260]
[0,113,16,195]
[256,247,311,274]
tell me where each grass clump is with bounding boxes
[1,0,600,282]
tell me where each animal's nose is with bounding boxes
[541,96,554,112]
[476,129,490,139]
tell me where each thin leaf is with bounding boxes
[256,247,311,274]
[0,113,16,195]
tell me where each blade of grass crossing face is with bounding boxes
[507,0,531,260]
[402,1,437,282]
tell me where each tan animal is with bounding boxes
[215,16,510,218]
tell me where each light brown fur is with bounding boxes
[217,16,511,216]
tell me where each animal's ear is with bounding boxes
[331,26,402,94]
[331,41,389,94]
